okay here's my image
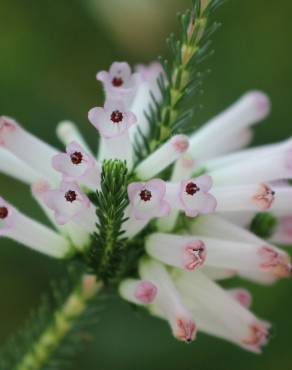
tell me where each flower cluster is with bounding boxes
[1,60,292,354]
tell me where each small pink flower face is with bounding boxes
[0,197,15,234]
[183,240,206,270]
[128,179,171,221]
[259,246,291,278]
[242,322,270,353]
[179,175,217,217]
[0,116,17,146]
[88,100,136,139]
[43,182,90,225]
[175,317,196,343]
[134,281,157,304]
[52,141,98,182]
[229,288,252,309]
[252,183,275,210]
[171,135,189,153]
[96,62,140,99]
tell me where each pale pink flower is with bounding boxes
[52,141,101,190]
[178,175,217,217]
[128,179,170,221]
[88,100,136,139]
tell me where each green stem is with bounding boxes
[13,275,103,370]
[153,5,209,147]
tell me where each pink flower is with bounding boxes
[96,62,141,104]
[43,181,91,225]
[52,141,100,189]
[179,175,217,217]
[128,179,170,221]
[88,100,136,139]
[134,281,158,304]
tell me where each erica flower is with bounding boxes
[1,51,292,355]
[52,141,101,190]
[97,62,141,106]
[3,4,292,369]
[1,60,292,352]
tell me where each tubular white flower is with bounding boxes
[135,135,189,180]
[200,266,236,280]
[213,183,275,212]
[188,91,270,159]
[119,278,158,305]
[0,147,40,184]
[174,270,270,353]
[56,120,93,155]
[190,214,266,244]
[32,180,91,250]
[191,215,291,280]
[238,270,279,285]
[52,141,101,191]
[129,62,166,143]
[147,232,290,278]
[139,259,197,343]
[270,215,292,245]
[209,149,292,186]
[0,197,72,258]
[0,116,60,183]
[270,186,292,212]
[146,233,206,271]
[204,137,292,172]
[198,128,254,161]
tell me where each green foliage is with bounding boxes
[0,266,104,370]
[250,212,278,239]
[133,0,225,163]
[88,160,129,283]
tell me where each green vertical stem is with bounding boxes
[13,275,103,370]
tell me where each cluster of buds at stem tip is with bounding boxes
[1,59,291,352]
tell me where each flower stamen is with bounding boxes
[65,190,77,203]
[112,77,123,87]
[185,182,200,195]
[184,241,206,270]
[0,206,8,219]
[140,189,152,202]
[110,110,124,123]
[70,151,83,165]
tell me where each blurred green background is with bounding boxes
[0,0,292,369]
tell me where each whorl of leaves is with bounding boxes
[88,160,129,283]
[133,0,226,163]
